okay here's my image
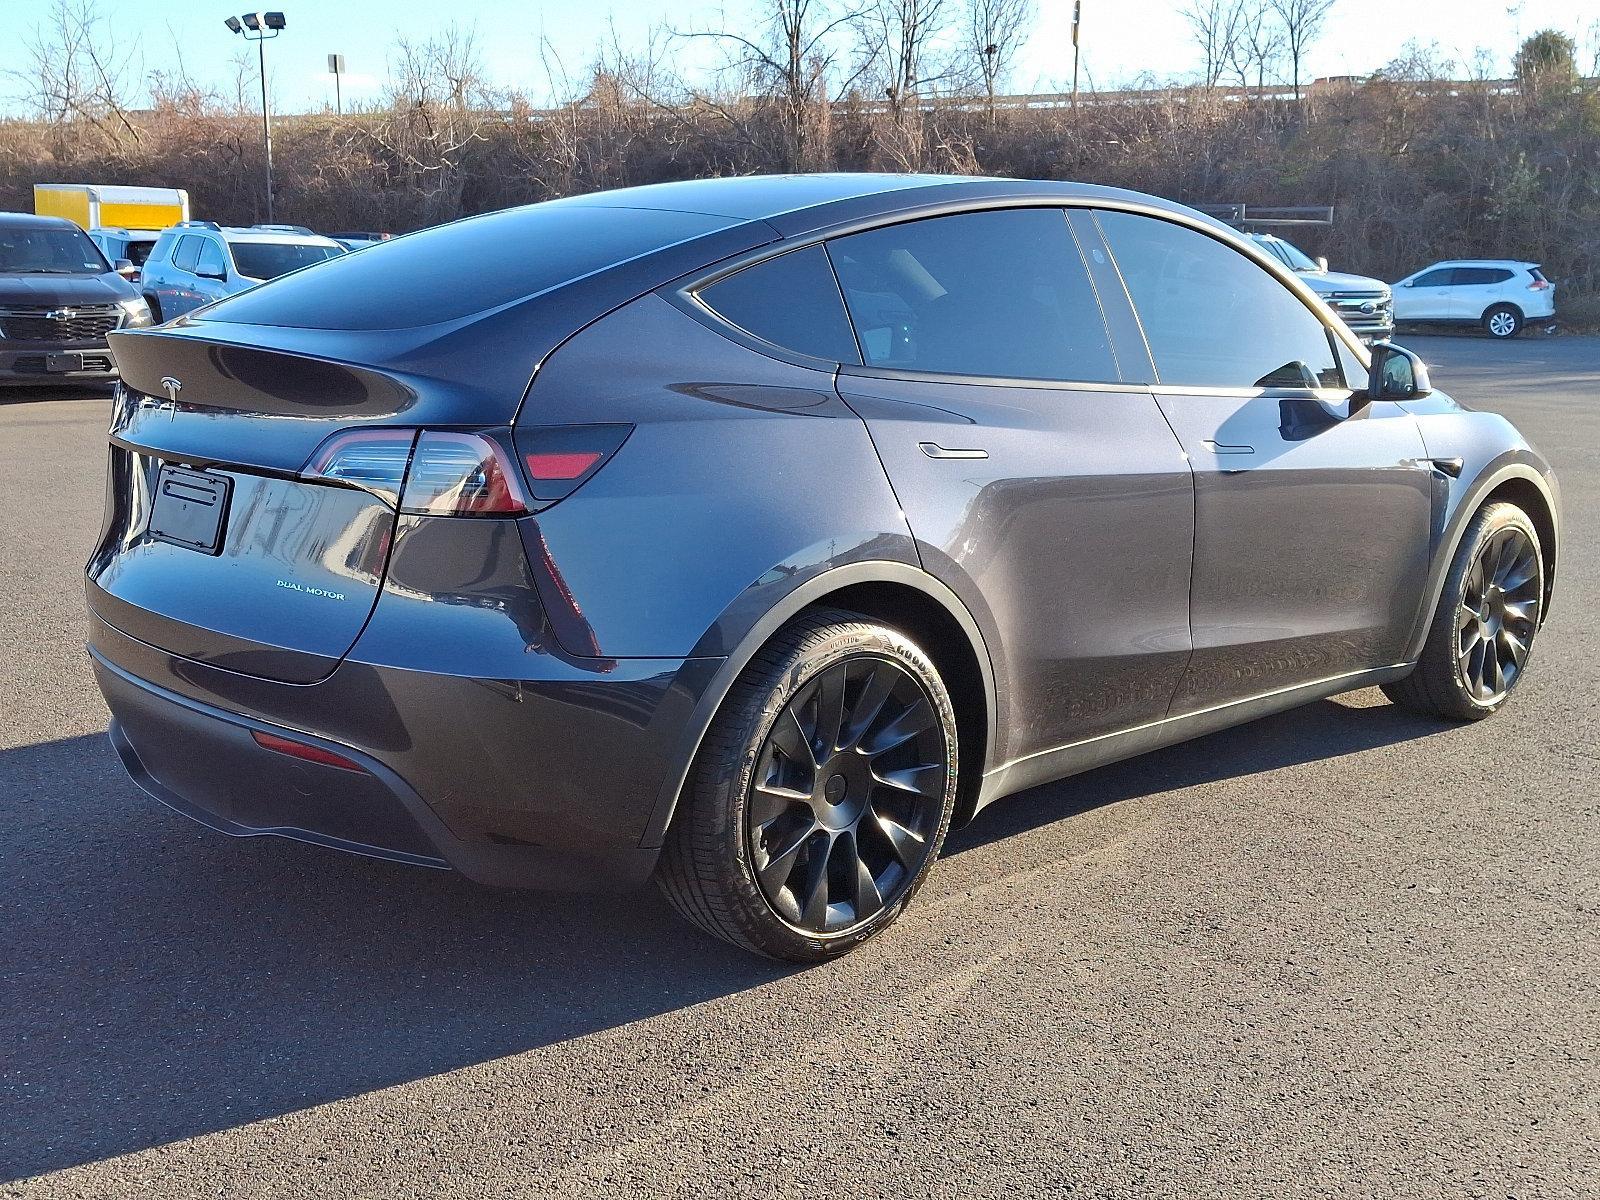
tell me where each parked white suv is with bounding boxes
[1392,260,1555,339]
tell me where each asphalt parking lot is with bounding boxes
[3,334,1596,1198]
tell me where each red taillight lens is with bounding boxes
[1528,280,1551,291]
[302,428,418,505]
[251,729,367,773]
[514,424,632,503]
[401,430,529,516]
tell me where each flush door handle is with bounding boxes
[919,442,988,460]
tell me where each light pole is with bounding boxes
[225,12,287,223]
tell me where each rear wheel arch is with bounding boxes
[642,563,999,848]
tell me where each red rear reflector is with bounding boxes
[524,451,603,480]
[512,424,633,504]
[251,729,367,773]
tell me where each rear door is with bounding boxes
[824,207,1195,762]
[1452,266,1513,320]
[1093,208,1432,714]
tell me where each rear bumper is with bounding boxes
[88,614,721,891]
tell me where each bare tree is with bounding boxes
[965,0,1034,114]
[1269,0,1335,100]
[682,0,862,170]
[1232,0,1284,91]
[857,0,955,117]
[1184,0,1246,89]
[15,0,143,150]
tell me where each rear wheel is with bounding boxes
[1383,501,1544,720]
[1483,303,1522,339]
[658,609,958,962]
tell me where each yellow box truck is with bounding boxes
[33,184,190,233]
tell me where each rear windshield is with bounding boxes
[203,203,740,330]
[230,240,344,282]
[0,225,109,276]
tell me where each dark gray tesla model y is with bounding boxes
[90,175,1560,961]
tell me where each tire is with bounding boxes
[1482,303,1523,339]
[143,294,163,324]
[1382,501,1544,721]
[657,609,959,962]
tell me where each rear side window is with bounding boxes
[229,240,341,281]
[204,203,740,330]
[697,245,860,362]
[172,236,201,272]
[1098,210,1341,390]
[826,208,1119,383]
[1455,267,1513,286]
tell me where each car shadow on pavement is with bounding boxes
[1,695,1445,1181]
[0,731,795,1182]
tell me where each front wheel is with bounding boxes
[657,609,958,962]
[1483,303,1523,339]
[1383,501,1544,720]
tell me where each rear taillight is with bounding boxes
[401,430,529,516]
[301,428,530,516]
[302,429,417,506]
[514,424,632,503]
[1528,279,1551,291]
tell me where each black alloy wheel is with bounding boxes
[658,610,959,962]
[746,655,947,934]
[1456,524,1541,703]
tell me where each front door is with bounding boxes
[1395,266,1457,322]
[826,207,1195,767]
[1094,208,1433,714]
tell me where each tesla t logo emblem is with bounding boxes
[47,308,78,320]
[159,376,182,402]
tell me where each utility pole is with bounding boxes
[1071,0,1082,112]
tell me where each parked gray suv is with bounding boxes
[140,221,343,321]
[92,175,1559,962]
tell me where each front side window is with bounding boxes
[172,235,202,273]
[697,244,860,363]
[826,208,1119,383]
[1411,268,1456,287]
[195,239,227,278]
[1098,210,1341,390]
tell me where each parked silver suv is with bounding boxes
[140,221,344,322]
[1249,233,1394,342]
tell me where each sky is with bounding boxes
[0,0,1593,114]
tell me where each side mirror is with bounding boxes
[114,258,138,281]
[1367,341,1432,402]
[1315,256,1329,273]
